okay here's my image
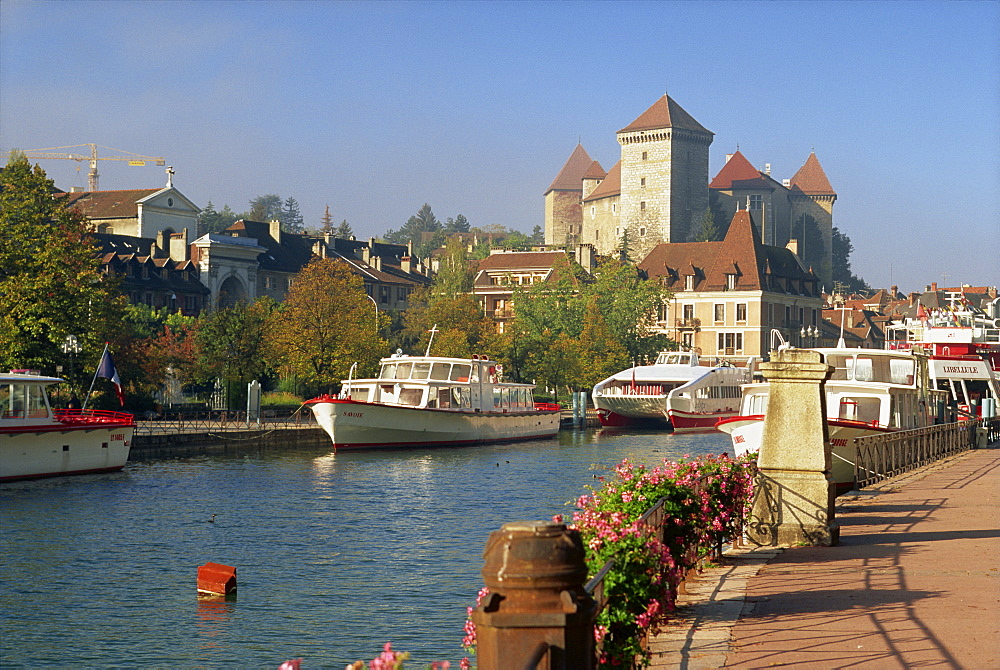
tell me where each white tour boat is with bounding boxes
[715,348,944,492]
[306,353,561,450]
[592,351,753,429]
[884,297,1000,418]
[1,371,135,482]
[663,361,755,433]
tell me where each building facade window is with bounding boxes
[265,276,276,290]
[685,275,694,291]
[714,304,725,323]
[718,332,744,355]
[379,285,390,304]
[591,205,596,218]
[736,303,747,322]
[612,203,617,214]
[682,332,693,349]
[682,304,694,321]
[642,151,648,160]
[727,273,737,290]
[640,201,646,211]
[640,177,646,188]
[748,194,763,210]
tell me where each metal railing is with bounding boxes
[133,407,314,436]
[853,418,998,489]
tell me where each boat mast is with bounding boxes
[425,324,439,357]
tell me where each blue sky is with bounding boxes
[2,0,997,293]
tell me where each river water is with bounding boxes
[0,427,732,668]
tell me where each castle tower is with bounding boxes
[617,95,713,246]
[544,144,595,246]
[788,152,836,288]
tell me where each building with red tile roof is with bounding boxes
[544,96,836,288]
[709,150,836,288]
[638,210,823,358]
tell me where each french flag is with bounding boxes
[96,348,125,406]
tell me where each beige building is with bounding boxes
[638,210,824,360]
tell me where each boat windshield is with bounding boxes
[1,382,49,419]
[826,354,915,385]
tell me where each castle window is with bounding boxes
[639,227,646,237]
[642,151,648,160]
[640,177,646,188]
[591,205,596,219]
[640,201,646,211]
[612,203,617,214]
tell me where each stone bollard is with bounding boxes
[472,521,596,670]
[746,349,840,547]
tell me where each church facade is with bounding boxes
[544,95,837,288]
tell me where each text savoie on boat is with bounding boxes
[306,351,561,450]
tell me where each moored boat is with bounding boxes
[305,353,561,450]
[664,360,754,433]
[716,348,945,492]
[591,351,704,427]
[0,371,135,482]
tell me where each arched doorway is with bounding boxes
[217,275,247,309]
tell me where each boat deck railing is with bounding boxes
[133,408,315,436]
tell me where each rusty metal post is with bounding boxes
[472,521,596,670]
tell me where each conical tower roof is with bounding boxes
[545,144,594,194]
[789,152,836,196]
[618,94,712,135]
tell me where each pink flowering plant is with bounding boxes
[568,453,755,667]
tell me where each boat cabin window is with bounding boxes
[1,382,48,419]
[395,362,413,379]
[827,355,851,380]
[851,358,874,382]
[348,387,370,402]
[431,363,451,380]
[450,364,471,382]
[398,388,423,406]
[427,387,452,408]
[412,362,431,380]
[746,393,769,415]
[379,364,396,380]
[470,364,480,383]
[889,358,916,385]
[838,396,881,423]
[452,387,471,408]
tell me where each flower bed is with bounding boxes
[571,453,755,666]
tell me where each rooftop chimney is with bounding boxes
[170,230,190,262]
[269,219,281,244]
[401,256,412,274]
[725,153,734,163]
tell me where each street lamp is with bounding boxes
[61,334,81,392]
[800,325,818,348]
[365,293,378,332]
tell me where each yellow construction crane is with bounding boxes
[14,143,166,191]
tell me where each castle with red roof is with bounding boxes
[544,94,836,288]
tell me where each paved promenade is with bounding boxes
[650,446,1000,669]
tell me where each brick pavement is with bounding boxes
[649,446,1000,669]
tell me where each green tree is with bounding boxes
[526,330,580,402]
[530,224,544,245]
[831,226,870,294]
[281,197,304,233]
[0,153,128,385]
[266,258,387,393]
[248,194,282,222]
[576,297,630,389]
[385,203,441,244]
[432,236,474,298]
[199,201,239,234]
[690,206,720,242]
[196,299,275,409]
[444,214,470,233]
[589,259,672,363]
[335,219,353,239]
[401,290,494,359]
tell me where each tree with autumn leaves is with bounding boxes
[265,257,388,394]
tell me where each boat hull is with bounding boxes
[593,396,668,427]
[0,423,134,482]
[667,408,741,433]
[309,398,561,449]
[716,415,891,491]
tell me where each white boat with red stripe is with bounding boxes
[306,352,561,450]
[1,371,135,482]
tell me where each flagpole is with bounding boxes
[82,342,109,411]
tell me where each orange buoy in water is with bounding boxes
[197,562,237,596]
